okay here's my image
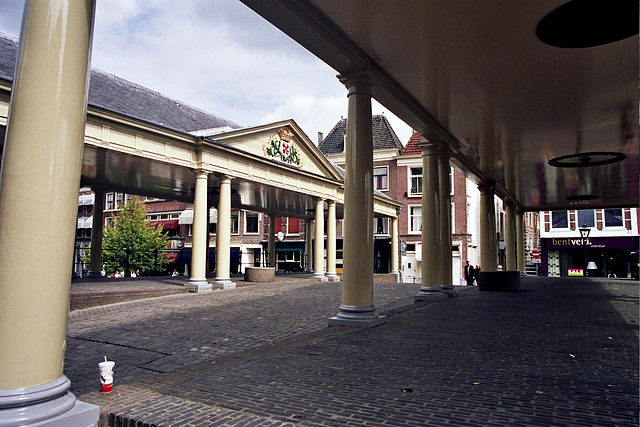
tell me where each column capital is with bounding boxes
[194,169,210,178]
[478,181,497,194]
[337,70,373,91]
[416,135,440,153]
[215,172,232,181]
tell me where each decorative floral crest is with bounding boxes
[263,128,303,167]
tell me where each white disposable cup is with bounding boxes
[99,360,115,393]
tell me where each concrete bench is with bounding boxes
[478,271,521,291]
[244,267,275,282]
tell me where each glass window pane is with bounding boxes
[231,211,239,234]
[577,210,595,227]
[245,211,259,233]
[373,167,388,190]
[551,211,568,228]
[604,209,623,227]
[410,206,422,232]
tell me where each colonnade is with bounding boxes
[0,3,527,423]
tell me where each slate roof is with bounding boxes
[318,115,404,155]
[0,33,241,134]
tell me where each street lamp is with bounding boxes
[578,222,591,277]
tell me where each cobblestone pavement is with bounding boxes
[68,276,639,426]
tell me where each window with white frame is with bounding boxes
[577,210,595,228]
[287,217,300,235]
[231,211,239,234]
[245,211,259,234]
[374,217,389,235]
[551,211,568,229]
[106,193,115,210]
[409,206,422,233]
[373,166,389,191]
[115,193,125,209]
[449,166,454,196]
[409,167,422,195]
[604,208,623,227]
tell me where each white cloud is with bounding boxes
[0,0,412,145]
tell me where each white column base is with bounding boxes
[214,278,236,289]
[0,376,99,427]
[185,278,213,293]
[313,273,328,282]
[390,271,400,282]
[328,305,386,327]
[414,287,447,302]
[325,273,340,282]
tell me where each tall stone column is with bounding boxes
[304,219,313,272]
[0,1,99,424]
[326,200,338,281]
[215,175,235,289]
[516,209,526,274]
[415,138,443,301]
[187,170,213,292]
[89,188,105,276]
[390,216,399,281]
[479,183,498,271]
[329,72,384,327]
[313,198,326,280]
[505,200,516,271]
[438,145,457,295]
[268,214,276,268]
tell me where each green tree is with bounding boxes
[102,199,169,277]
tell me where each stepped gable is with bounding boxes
[319,115,404,155]
[0,32,241,134]
[399,130,422,155]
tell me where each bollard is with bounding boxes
[99,357,115,393]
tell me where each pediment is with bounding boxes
[206,119,343,181]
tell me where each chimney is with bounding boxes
[317,132,323,145]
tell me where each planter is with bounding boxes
[478,271,521,291]
[244,267,275,282]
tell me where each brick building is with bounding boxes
[319,119,488,284]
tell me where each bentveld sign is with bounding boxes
[545,236,638,250]
[551,238,593,247]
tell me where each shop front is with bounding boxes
[541,236,639,279]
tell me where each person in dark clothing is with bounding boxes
[464,261,475,286]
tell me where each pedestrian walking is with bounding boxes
[464,261,475,286]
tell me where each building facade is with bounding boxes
[539,208,639,278]
[319,121,500,284]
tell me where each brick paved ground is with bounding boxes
[68,276,638,426]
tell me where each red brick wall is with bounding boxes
[452,168,467,234]
[145,200,188,213]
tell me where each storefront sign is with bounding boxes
[568,268,583,276]
[545,237,637,250]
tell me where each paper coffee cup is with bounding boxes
[99,360,115,393]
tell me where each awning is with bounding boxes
[78,193,95,206]
[76,216,93,229]
[150,219,179,230]
[178,208,218,225]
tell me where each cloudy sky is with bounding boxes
[0,0,412,145]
